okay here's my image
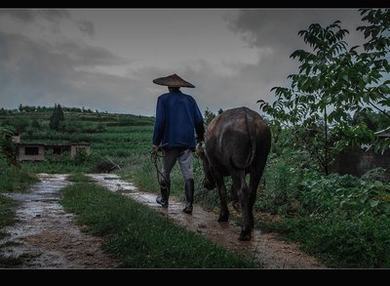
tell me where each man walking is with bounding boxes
[152,74,204,214]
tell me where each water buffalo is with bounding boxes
[197,107,271,241]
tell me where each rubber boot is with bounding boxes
[183,179,194,214]
[156,181,170,208]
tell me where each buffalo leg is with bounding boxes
[248,172,261,229]
[232,171,252,241]
[249,155,268,228]
[230,180,240,212]
[215,172,229,222]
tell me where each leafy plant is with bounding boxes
[203,107,217,126]
[73,149,89,166]
[259,10,390,174]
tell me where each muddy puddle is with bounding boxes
[0,174,118,268]
[88,173,325,269]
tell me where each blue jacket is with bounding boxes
[152,90,204,150]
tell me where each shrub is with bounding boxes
[256,148,390,267]
[73,149,89,166]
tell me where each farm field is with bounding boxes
[1,108,389,268]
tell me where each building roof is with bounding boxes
[16,143,46,147]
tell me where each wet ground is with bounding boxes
[0,173,324,269]
[0,174,119,268]
[88,173,325,269]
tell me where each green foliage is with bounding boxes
[0,127,37,242]
[0,194,17,239]
[0,108,154,174]
[357,9,390,60]
[61,120,106,133]
[1,117,30,133]
[276,214,390,268]
[256,148,316,215]
[0,156,37,193]
[203,107,216,126]
[259,10,390,173]
[61,181,255,268]
[256,151,390,267]
[0,126,17,166]
[73,149,89,166]
[31,119,41,129]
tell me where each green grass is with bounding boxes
[68,172,95,183]
[0,157,37,243]
[0,194,18,240]
[60,179,256,268]
[261,214,390,268]
[0,166,38,193]
[255,149,390,268]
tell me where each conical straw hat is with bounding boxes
[153,74,195,88]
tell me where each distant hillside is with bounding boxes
[0,106,154,145]
[0,105,155,173]
[0,106,154,126]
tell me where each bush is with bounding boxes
[256,148,316,215]
[361,167,388,182]
[0,194,17,239]
[256,148,390,267]
[275,214,390,268]
[73,149,89,166]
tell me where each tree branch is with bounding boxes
[369,101,390,119]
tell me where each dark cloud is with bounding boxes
[0,9,94,37]
[0,9,36,22]
[77,20,95,37]
[0,31,137,113]
[218,9,367,107]
[53,40,130,67]
[0,9,371,116]
[38,9,71,22]
[227,9,364,51]
[0,9,70,23]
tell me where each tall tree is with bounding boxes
[57,104,65,121]
[259,10,390,174]
[49,104,65,131]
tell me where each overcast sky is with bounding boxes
[0,9,366,116]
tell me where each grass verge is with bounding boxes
[0,166,38,193]
[0,195,17,240]
[0,166,37,241]
[60,177,256,268]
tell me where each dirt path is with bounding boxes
[88,173,325,269]
[0,174,119,268]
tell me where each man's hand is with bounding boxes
[195,141,204,157]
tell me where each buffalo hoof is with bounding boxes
[218,212,229,222]
[239,231,252,241]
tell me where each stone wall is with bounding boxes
[330,147,390,180]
